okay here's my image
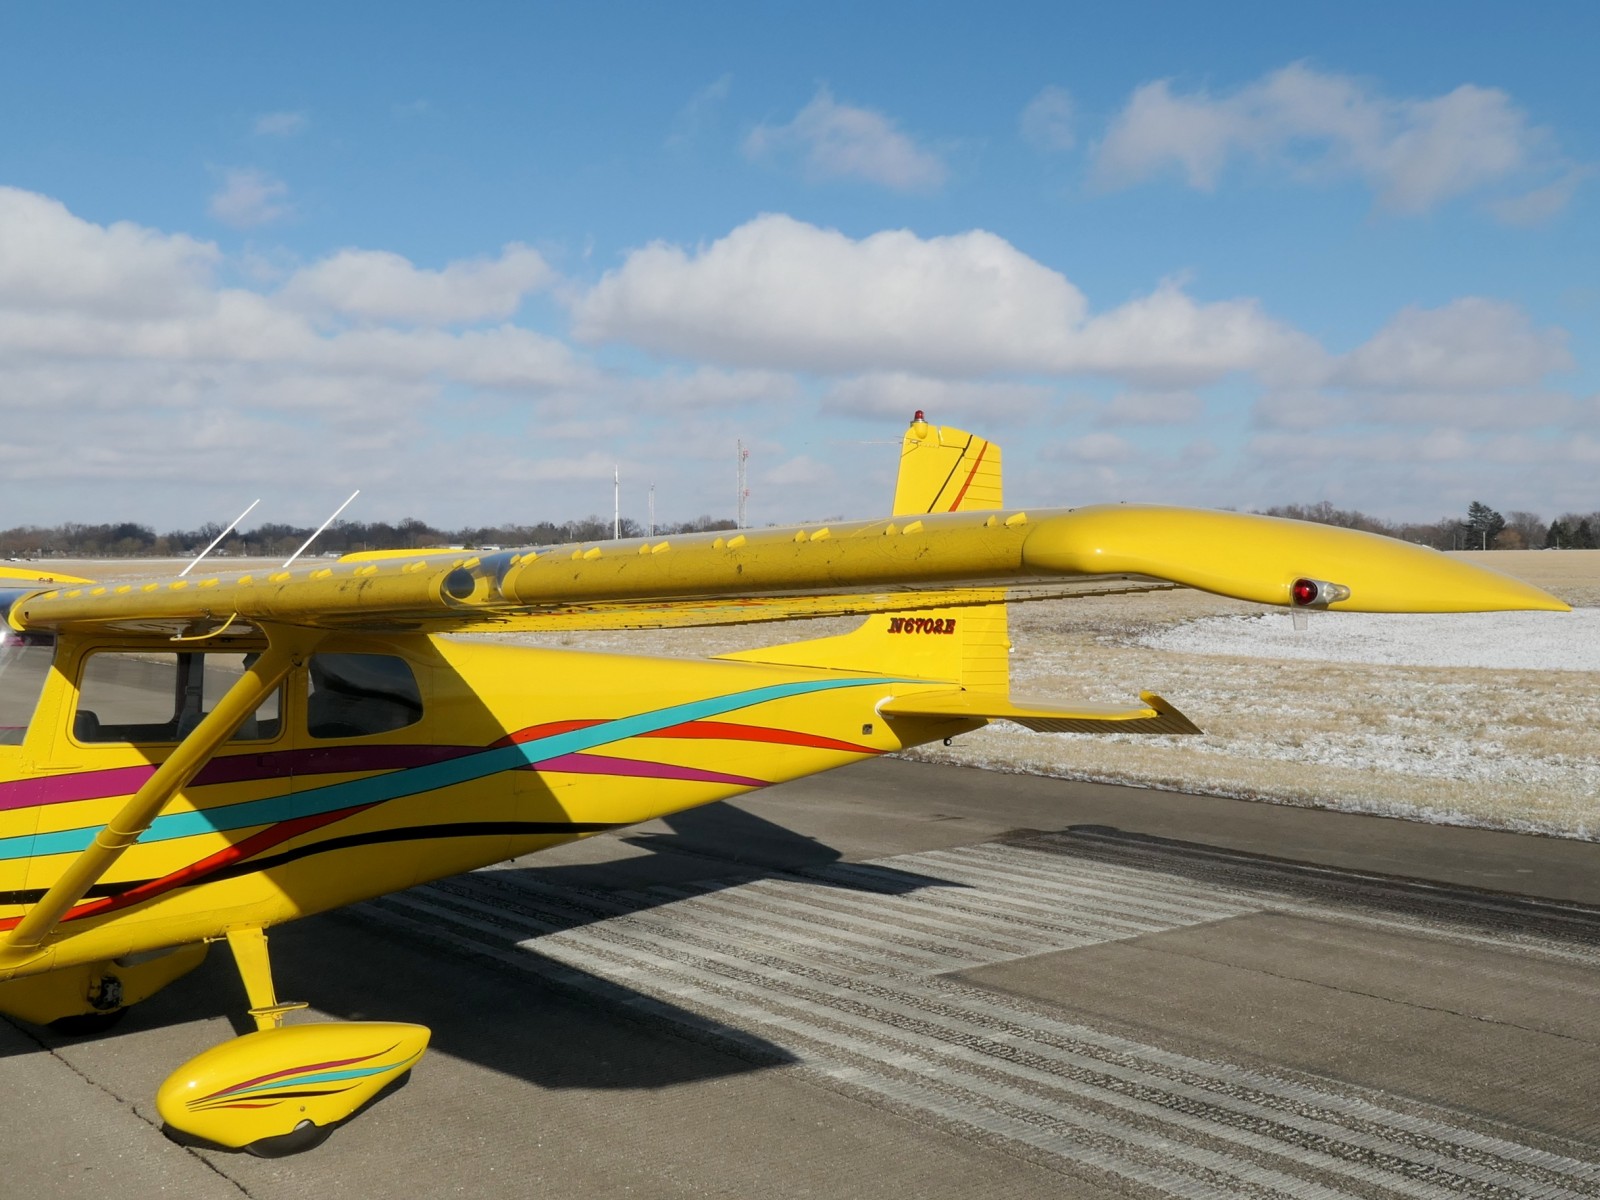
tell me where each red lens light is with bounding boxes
[1291,579,1319,606]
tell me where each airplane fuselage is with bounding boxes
[0,631,954,979]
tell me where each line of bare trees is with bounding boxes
[0,515,739,560]
[1256,501,1600,551]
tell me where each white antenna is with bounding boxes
[736,439,749,529]
[283,489,359,568]
[180,498,260,577]
[613,465,620,540]
[648,481,656,537]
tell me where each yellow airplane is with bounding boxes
[0,416,1567,1155]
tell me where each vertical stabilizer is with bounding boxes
[720,413,1011,687]
[893,413,1002,516]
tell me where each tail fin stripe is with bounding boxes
[926,433,976,513]
[945,440,990,512]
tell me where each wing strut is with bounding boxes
[0,624,324,970]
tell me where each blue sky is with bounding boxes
[0,2,1594,533]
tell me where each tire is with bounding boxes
[245,1120,333,1158]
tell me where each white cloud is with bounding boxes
[0,188,593,514]
[765,454,834,486]
[536,417,632,441]
[1020,86,1076,152]
[1094,63,1566,218]
[1334,298,1570,392]
[1250,299,1574,435]
[1489,167,1595,227]
[745,87,947,191]
[5,186,1592,532]
[575,214,1086,373]
[254,111,308,137]
[820,373,1053,423]
[1257,388,1575,432]
[1098,389,1203,425]
[520,451,626,483]
[1247,429,1465,465]
[668,75,732,147]
[0,186,219,318]
[279,244,555,324]
[1065,279,1326,388]
[208,168,292,228]
[574,215,1316,387]
[1045,432,1135,463]
[631,367,800,410]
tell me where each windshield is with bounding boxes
[0,630,55,746]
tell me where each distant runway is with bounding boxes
[7,759,1600,1199]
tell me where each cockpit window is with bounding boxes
[0,630,54,746]
[74,651,281,744]
[307,653,423,739]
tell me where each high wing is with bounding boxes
[7,502,1567,640]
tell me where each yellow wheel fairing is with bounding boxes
[157,1021,430,1150]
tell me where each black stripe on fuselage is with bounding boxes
[0,821,625,906]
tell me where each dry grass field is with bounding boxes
[22,549,1600,841]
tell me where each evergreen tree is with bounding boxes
[1463,501,1505,550]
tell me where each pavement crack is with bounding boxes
[2,1014,256,1198]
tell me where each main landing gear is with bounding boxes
[156,927,430,1157]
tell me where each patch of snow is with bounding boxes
[1136,608,1600,672]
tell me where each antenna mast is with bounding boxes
[648,482,656,537]
[613,465,620,540]
[180,498,260,577]
[736,440,749,529]
[283,490,359,568]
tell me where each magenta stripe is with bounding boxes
[535,752,767,789]
[0,745,473,813]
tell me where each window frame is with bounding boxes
[70,646,285,747]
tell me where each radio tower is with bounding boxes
[736,440,750,529]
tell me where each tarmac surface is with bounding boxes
[7,757,1600,1199]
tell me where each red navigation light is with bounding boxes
[1291,578,1319,606]
[912,409,925,422]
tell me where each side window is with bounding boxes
[0,630,55,746]
[307,654,422,740]
[75,651,281,744]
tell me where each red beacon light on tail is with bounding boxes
[1291,577,1352,608]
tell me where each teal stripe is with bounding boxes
[3,676,895,862]
[227,1061,400,1095]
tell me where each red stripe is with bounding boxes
[947,441,989,511]
[0,804,377,932]
[205,1043,397,1100]
[491,719,604,747]
[644,720,876,754]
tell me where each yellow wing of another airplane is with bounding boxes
[7,502,1567,639]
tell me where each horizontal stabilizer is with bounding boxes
[879,688,1201,735]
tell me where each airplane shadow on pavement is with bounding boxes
[6,799,964,1100]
